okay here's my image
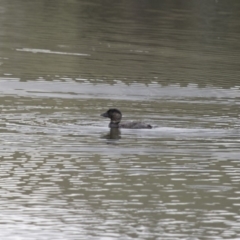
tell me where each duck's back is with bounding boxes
[119,121,152,129]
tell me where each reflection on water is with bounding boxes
[0,0,240,239]
[102,128,121,141]
[16,48,90,56]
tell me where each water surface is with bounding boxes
[0,0,240,239]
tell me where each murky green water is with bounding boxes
[0,0,240,239]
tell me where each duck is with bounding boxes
[101,108,152,129]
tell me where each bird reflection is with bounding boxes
[102,128,121,140]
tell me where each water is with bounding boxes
[0,0,240,239]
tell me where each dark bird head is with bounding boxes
[101,108,122,123]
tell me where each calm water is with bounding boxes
[0,0,240,239]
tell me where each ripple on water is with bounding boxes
[0,78,239,239]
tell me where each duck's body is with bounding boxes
[101,108,152,129]
[110,121,152,129]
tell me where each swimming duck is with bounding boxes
[101,108,152,129]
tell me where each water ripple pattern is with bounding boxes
[0,0,240,239]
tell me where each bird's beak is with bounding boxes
[101,112,108,118]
